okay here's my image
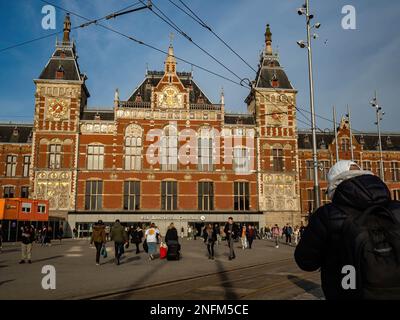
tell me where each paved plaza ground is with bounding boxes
[0,238,323,300]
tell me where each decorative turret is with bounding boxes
[164,33,177,74]
[63,13,71,44]
[264,24,273,55]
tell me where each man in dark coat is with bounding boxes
[111,220,128,265]
[224,217,239,260]
[131,225,143,254]
[295,160,400,299]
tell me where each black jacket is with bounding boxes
[165,228,179,243]
[294,174,400,299]
[203,227,218,243]
[224,222,239,241]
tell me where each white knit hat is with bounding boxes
[327,160,372,200]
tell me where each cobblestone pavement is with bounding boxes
[0,238,323,300]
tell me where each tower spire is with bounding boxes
[264,23,273,55]
[164,33,177,74]
[63,13,71,43]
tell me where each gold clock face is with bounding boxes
[48,98,68,120]
[158,86,183,108]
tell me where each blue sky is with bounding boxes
[0,0,399,132]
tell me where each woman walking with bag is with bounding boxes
[203,224,218,260]
[90,220,106,265]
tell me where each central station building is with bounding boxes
[1,15,399,236]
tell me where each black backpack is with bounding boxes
[340,203,400,299]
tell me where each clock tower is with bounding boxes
[31,14,89,221]
[153,39,187,109]
[246,24,301,226]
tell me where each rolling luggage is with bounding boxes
[160,242,168,259]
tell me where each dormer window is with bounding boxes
[319,139,326,149]
[135,92,142,103]
[304,135,310,145]
[56,65,64,79]
[359,135,365,145]
[94,113,101,121]
[271,73,279,87]
[387,136,393,148]
[12,127,19,136]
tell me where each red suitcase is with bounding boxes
[160,244,168,259]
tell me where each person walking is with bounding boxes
[224,217,239,260]
[180,226,184,239]
[131,225,143,254]
[247,225,256,249]
[145,223,160,260]
[203,223,218,260]
[72,227,77,239]
[90,220,106,266]
[272,224,280,248]
[293,226,300,245]
[285,224,293,245]
[299,222,306,241]
[111,219,128,265]
[187,226,192,240]
[240,225,248,250]
[0,224,3,253]
[165,223,181,259]
[19,223,35,264]
[295,160,400,299]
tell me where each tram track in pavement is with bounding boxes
[77,257,322,300]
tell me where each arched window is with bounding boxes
[161,125,178,171]
[125,125,143,171]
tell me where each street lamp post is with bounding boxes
[297,0,321,209]
[370,92,385,181]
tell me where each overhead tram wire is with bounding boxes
[138,0,244,83]
[36,0,245,87]
[167,0,369,135]
[0,1,142,53]
[139,0,294,118]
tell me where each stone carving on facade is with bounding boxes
[262,173,299,211]
[80,122,116,134]
[34,171,72,210]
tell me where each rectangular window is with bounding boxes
[392,189,400,201]
[21,186,29,198]
[125,137,142,170]
[37,204,46,213]
[6,155,17,177]
[23,156,31,177]
[391,161,399,182]
[87,145,104,170]
[362,161,372,171]
[198,138,213,171]
[305,160,314,181]
[321,189,330,205]
[198,182,214,211]
[341,138,350,151]
[307,189,314,213]
[161,181,177,211]
[272,148,283,172]
[233,148,249,173]
[320,160,330,181]
[234,182,250,211]
[49,144,61,169]
[22,202,32,213]
[85,181,103,210]
[4,186,15,198]
[123,181,140,210]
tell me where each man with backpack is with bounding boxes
[295,160,400,299]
